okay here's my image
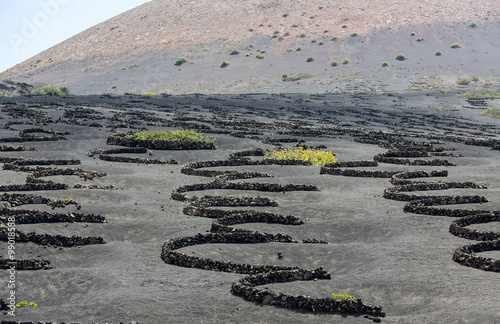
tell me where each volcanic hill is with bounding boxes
[1,0,500,94]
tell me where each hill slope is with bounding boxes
[1,0,500,94]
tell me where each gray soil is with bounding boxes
[1,91,500,323]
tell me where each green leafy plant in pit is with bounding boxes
[469,22,479,28]
[256,54,265,59]
[481,106,500,119]
[15,301,38,309]
[306,56,315,62]
[33,85,69,96]
[264,147,337,165]
[450,43,462,48]
[332,293,357,302]
[435,50,443,56]
[229,49,240,55]
[282,72,315,81]
[395,54,406,61]
[219,60,230,68]
[457,88,500,99]
[125,130,216,144]
[382,61,389,67]
[174,57,187,66]
[341,59,350,64]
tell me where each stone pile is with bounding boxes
[107,133,216,150]
[1,258,51,270]
[0,145,35,151]
[0,229,104,247]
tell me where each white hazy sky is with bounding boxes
[0,0,151,73]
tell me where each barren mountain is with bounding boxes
[2,0,500,94]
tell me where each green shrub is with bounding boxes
[450,43,462,48]
[248,28,254,31]
[246,43,255,50]
[265,147,337,165]
[395,54,406,61]
[286,48,294,53]
[229,49,240,55]
[341,24,348,28]
[126,130,216,144]
[416,37,424,42]
[299,33,306,38]
[296,47,302,51]
[457,78,472,85]
[350,32,359,37]
[256,54,265,59]
[282,13,289,17]
[112,85,117,89]
[469,22,479,28]
[306,56,315,62]
[458,88,500,99]
[481,106,500,118]
[330,36,339,41]
[282,72,315,81]
[311,39,317,43]
[342,59,350,64]
[318,41,324,45]
[410,32,416,36]
[245,53,251,57]
[435,50,443,56]
[284,31,291,36]
[382,61,389,67]
[174,57,187,66]
[292,24,299,27]
[472,76,479,81]
[33,85,69,96]
[331,61,339,66]
[219,60,230,68]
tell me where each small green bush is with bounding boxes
[299,33,306,38]
[296,47,302,51]
[342,59,350,64]
[395,54,406,61]
[282,72,315,82]
[450,43,462,48]
[350,32,359,37]
[331,61,339,67]
[248,28,254,32]
[341,24,348,28]
[382,61,389,67]
[265,147,337,165]
[472,76,479,81]
[306,56,315,62]
[457,78,472,85]
[126,130,216,144]
[282,13,289,17]
[330,36,339,41]
[435,50,443,56]
[246,43,255,50]
[229,49,240,55]
[410,32,416,36]
[416,37,424,42]
[469,22,479,28]
[458,88,500,99]
[311,39,317,43]
[284,31,291,36]
[318,41,324,45]
[33,85,69,96]
[174,57,187,66]
[219,60,230,68]
[292,24,299,27]
[481,106,500,118]
[256,54,265,59]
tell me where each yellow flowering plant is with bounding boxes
[264,147,338,166]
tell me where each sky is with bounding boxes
[0,0,151,73]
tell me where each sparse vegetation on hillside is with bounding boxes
[457,78,472,85]
[331,61,339,67]
[450,43,462,48]
[282,72,315,81]
[416,37,424,42]
[395,54,406,61]
[469,22,479,28]
[256,54,265,59]
[296,47,302,51]
[318,41,324,45]
[481,106,500,118]
[229,49,240,55]
[219,60,230,68]
[350,32,359,37]
[33,85,70,96]
[410,32,416,36]
[435,50,443,56]
[174,57,188,66]
[330,36,339,41]
[382,61,389,67]
[342,59,350,64]
[458,88,500,99]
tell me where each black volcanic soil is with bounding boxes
[1,92,500,323]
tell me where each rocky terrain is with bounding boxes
[0,92,499,323]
